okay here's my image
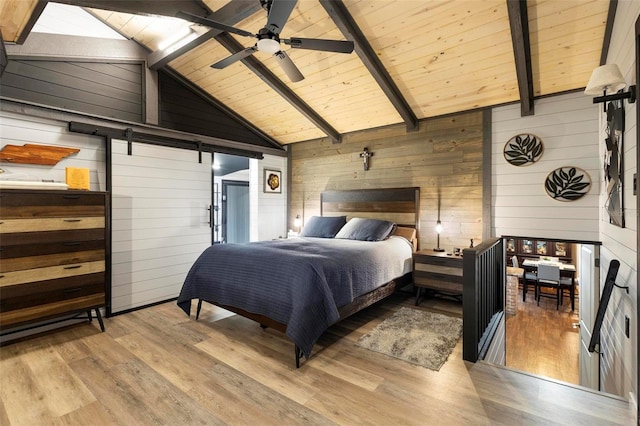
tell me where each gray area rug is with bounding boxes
[356,307,463,371]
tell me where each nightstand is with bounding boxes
[413,249,463,305]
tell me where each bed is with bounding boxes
[176,187,420,367]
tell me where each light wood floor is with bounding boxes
[0,292,631,425]
[505,288,580,384]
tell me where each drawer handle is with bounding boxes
[63,219,82,223]
[0,275,4,279]
[63,287,83,294]
[63,265,82,270]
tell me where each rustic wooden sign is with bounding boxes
[0,144,80,165]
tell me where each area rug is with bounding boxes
[356,307,463,371]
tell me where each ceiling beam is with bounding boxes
[319,0,418,132]
[148,0,262,70]
[214,32,342,143]
[53,0,210,18]
[507,0,534,116]
[15,0,48,44]
[599,0,618,65]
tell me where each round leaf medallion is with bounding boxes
[503,134,544,166]
[544,167,591,202]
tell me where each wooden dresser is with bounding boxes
[413,249,464,305]
[0,189,108,333]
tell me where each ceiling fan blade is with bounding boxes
[211,46,258,69]
[273,51,304,82]
[283,38,354,54]
[266,0,297,34]
[176,11,255,38]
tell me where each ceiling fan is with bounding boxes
[177,0,354,82]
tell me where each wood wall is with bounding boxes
[290,111,484,251]
[1,59,143,123]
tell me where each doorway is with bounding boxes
[504,237,601,389]
[213,153,250,244]
[222,180,249,244]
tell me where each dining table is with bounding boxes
[522,258,577,310]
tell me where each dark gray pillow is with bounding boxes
[335,218,397,241]
[299,215,347,238]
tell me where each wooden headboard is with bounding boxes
[320,187,420,250]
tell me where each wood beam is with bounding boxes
[214,32,342,144]
[600,0,618,65]
[53,0,210,18]
[319,0,418,132]
[15,0,48,45]
[507,0,534,116]
[148,0,261,70]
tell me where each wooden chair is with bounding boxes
[536,264,561,309]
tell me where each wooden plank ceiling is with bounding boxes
[0,0,611,145]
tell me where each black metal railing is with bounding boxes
[462,237,504,362]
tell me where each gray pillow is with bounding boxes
[335,218,396,241]
[299,215,347,238]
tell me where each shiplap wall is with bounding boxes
[598,1,639,403]
[0,110,105,189]
[110,140,212,313]
[492,92,600,241]
[290,112,484,250]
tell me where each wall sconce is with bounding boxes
[584,64,636,110]
[434,219,445,252]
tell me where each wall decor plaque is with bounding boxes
[544,167,591,202]
[503,133,543,166]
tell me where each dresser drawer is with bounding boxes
[0,229,105,247]
[0,217,104,233]
[1,249,105,273]
[1,273,105,312]
[0,238,105,260]
[413,275,463,293]
[0,260,105,287]
[0,191,105,219]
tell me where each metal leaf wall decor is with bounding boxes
[544,167,591,202]
[503,134,543,166]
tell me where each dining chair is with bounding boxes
[536,264,561,309]
[512,256,537,302]
[559,274,575,311]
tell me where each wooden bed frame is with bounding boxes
[196,186,420,367]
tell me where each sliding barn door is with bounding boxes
[110,139,212,314]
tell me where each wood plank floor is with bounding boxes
[505,287,580,384]
[0,292,632,425]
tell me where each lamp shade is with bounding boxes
[584,64,626,95]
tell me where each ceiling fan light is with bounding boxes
[257,38,281,54]
[584,64,627,95]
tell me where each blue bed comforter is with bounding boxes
[177,236,412,358]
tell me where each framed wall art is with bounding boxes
[603,100,625,227]
[263,168,282,193]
